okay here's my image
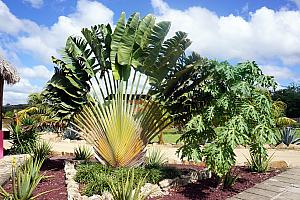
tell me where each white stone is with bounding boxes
[159,179,175,188]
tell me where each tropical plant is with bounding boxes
[272,83,300,118]
[277,127,300,146]
[43,12,197,168]
[247,151,274,173]
[74,145,93,161]
[146,149,167,168]
[223,170,239,188]
[107,169,151,200]
[0,157,47,200]
[9,118,39,154]
[32,141,52,163]
[178,61,277,181]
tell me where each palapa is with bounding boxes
[0,54,20,129]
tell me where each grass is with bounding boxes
[151,133,182,144]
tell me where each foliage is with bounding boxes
[273,100,297,127]
[32,141,52,163]
[223,170,239,188]
[108,169,151,200]
[9,118,39,154]
[272,83,300,118]
[0,157,46,200]
[64,128,80,140]
[74,163,180,196]
[178,61,277,179]
[247,151,273,173]
[40,12,195,168]
[277,127,300,146]
[146,149,167,168]
[74,146,93,161]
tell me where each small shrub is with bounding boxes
[247,151,273,173]
[32,141,52,163]
[108,169,151,200]
[74,163,181,196]
[74,146,93,161]
[223,170,238,188]
[64,129,80,140]
[0,157,46,200]
[146,149,167,168]
[278,127,300,146]
[9,118,39,154]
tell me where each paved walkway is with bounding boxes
[229,167,300,200]
[0,154,28,186]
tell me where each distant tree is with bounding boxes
[272,83,300,118]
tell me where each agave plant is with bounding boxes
[0,157,47,200]
[43,12,198,168]
[279,127,300,146]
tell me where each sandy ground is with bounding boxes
[4,133,300,167]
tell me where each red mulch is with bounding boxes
[155,166,281,200]
[3,158,67,200]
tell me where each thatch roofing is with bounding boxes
[0,54,20,84]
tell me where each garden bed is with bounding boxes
[2,157,67,200]
[156,166,281,200]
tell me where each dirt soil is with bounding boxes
[156,166,281,200]
[3,158,67,200]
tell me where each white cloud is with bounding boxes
[152,0,300,66]
[0,0,39,35]
[16,0,114,63]
[291,0,300,8]
[23,0,43,8]
[3,79,42,104]
[18,65,53,80]
[261,65,300,83]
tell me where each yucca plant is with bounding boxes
[146,149,167,168]
[32,141,52,163]
[107,169,151,200]
[74,145,93,161]
[0,157,47,200]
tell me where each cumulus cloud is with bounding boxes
[16,0,114,63]
[18,65,53,80]
[261,65,299,83]
[152,0,300,66]
[3,79,42,104]
[23,0,43,8]
[0,0,113,104]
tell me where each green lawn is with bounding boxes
[151,132,182,144]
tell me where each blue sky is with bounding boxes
[1,0,300,104]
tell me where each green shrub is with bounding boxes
[32,141,52,163]
[74,146,93,161]
[75,163,180,196]
[108,169,151,200]
[10,118,39,154]
[146,149,167,168]
[0,157,46,200]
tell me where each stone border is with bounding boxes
[64,161,212,200]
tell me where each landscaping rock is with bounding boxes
[276,143,288,149]
[99,192,113,200]
[141,183,168,198]
[159,178,175,188]
[269,160,288,170]
[263,144,271,149]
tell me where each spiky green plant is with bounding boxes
[107,169,151,200]
[32,141,52,163]
[0,157,48,200]
[74,145,93,161]
[146,149,167,168]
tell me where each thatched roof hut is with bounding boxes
[0,54,20,130]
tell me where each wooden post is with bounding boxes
[0,77,3,130]
[0,77,3,158]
